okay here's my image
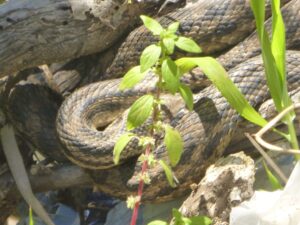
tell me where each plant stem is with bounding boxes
[287,119,300,160]
[130,144,151,225]
[130,84,162,225]
[131,44,165,225]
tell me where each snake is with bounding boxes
[5,0,300,204]
[56,51,300,202]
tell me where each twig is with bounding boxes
[0,125,55,225]
[245,133,288,183]
[0,164,93,198]
[254,103,300,154]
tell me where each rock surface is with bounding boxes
[179,152,255,225]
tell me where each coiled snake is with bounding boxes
[7,0,300,203]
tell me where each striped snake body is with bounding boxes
[57,51,300,202]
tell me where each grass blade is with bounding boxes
[263,160,283,190]
[29,206,35,225]
[250,0,283,111]
[251,0,299,150]
[176,57,268,127]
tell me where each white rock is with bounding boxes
[230,161,300,225]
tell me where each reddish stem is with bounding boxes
[130,144,151,225]
[131,64,162,225]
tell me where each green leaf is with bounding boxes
[175,37,202,53]
[140,15,164,35]
[140,44,161,72]
[167,21,180,34]
[163,37,175,54]
[250,0,286,111]
[271,0,286,85]
[164,125,183,167]
[147,220,168,225]
[172,208,183,224]
[270,0,293,119]
[179,84,193,110]
[189,216,212,225]
[182,218,192,225]
[113,133,134,164]
[172,209,211,225]
[250,0,265,39]
[127,95,154,130]
[263,161,283,190]
[251,0,298,150]
[119,66,147,90]
[164,33,178,40]
[177,57,268,127]
[161,58,180,94]
[175,58,197,74]
[159,160,176,187]
[29,207,34,225]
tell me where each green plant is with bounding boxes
[114,15,212,225]
[29,206,35,225]
[250,0,299,151]
[248,0,300,191]
[114,0,300,221]
[178,0,299,191]
[148,209,212,225]
[177,0,299,148]
[262,160,283,190]
[176,0,299,151]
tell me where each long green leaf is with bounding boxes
[263,161,283,190]
[261,34,284,109]
[29,206,35,225]
[175,58,197,75]
[250,0,284,111]
[176,57,268,127]
[250,0,265,38]
[251,0,299,150]
[271,0,286,84]
[147,221,168,225]
[270,0,293,115]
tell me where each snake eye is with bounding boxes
[96,124,108,131]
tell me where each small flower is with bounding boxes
[126,195,140,209]
[138,153,147,162]
[147,153,157,167]
[138,136,155,148]
[139,172,151,184]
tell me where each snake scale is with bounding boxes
[6,0,300,203]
